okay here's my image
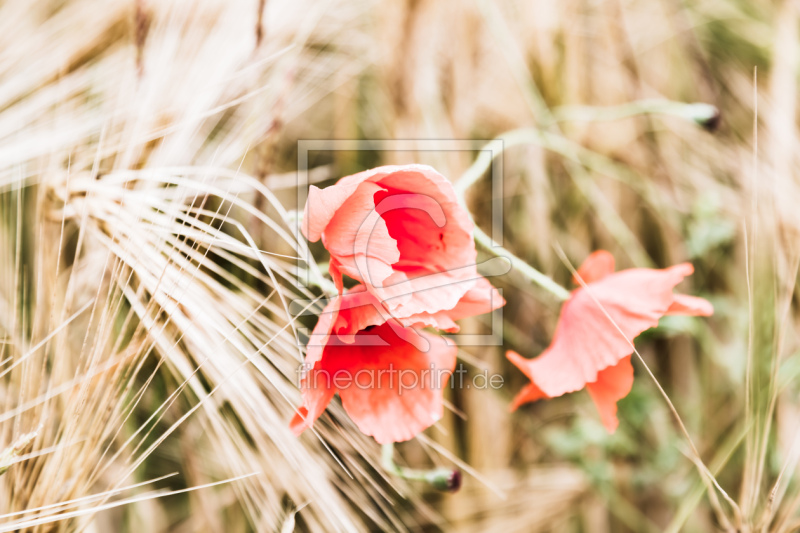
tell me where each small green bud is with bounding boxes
[686,103,721,132]
[424,468,462,493]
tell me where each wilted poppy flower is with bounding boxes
[507,251,713,432]
[290,289,458,444]
[302,164,479,322]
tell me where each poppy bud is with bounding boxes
[424,468,462,493]
[686,103,721,132]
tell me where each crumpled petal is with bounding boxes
[295,322,457,443]
[334,324,457,443]
[508,352,635,433]
[304,296,338,369]
[289,364,337,436]
[302,166,405,242]
[585,356,634,433]
[290,304,340,435]
[330,278,505,337]
[321,181,400,292]
[406,277,505,332]
[666,294,714,316]
[507,350,548,411]
[509,382,548,411]
[574,250,616,284]
[292,291,460,442]
[507,251,713,431]
[520,263,695,398]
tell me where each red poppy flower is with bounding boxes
[302,165,479,323]
[290,288,458,443]
[507,251,713,432]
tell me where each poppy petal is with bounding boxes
[523,263,695,398]
[302,165,407,242]
[574,250,616,285]
[509,381,548,411]
[290,364,337,436]
[401,277,505,331]
[303,183,361,242]
[292,297,341,436]
[331,324,457,444]
[374,171,475,272]
[304,296,338,369]
[666,294,714,317]
[321,181,400,288]
[328,285,387,340]
[585,356,634,432]
[375,267,476,318]
[332,279,504,335]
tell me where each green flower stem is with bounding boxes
[550,99,720,128]
[472,224,570,301]
[381,443,462,491]
[456,136,571,301]
[381,443,426,481]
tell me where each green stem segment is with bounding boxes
[472,225,570,301]
[381,443,462,492]
[456,155,571,301]
[550,99,720,130]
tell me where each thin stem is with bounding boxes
[550,99,719,129]
[0,425,40,476]
[472,225,570,301]
[380,443,427,481]
[456,138,571,301]
[381,443,461,491]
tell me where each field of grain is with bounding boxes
[0,0,797,531]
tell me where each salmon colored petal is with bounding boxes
[290,364,337,436]
[331,277,504,335]
[328,257,345,294]
[330,285,387,339]
[328,285,415,343]
[585,356,634,433]
[509,382,548,411]
[400,277,504,332]
[368,174,477,315]
[444,277,506,321]
[302,165,407,242]
[328,323,457,444]
[331,255,402,303]
[321,181,400,288]
[506,349,531,375]
[666,294,714,317]
[507,351,548,410]
[574,250,616,285]
[375,267,476,318]
[523,263,695,398]
[303,184,360,242]
[294,300,338,435]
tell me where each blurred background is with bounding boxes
[0,0,797,531]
